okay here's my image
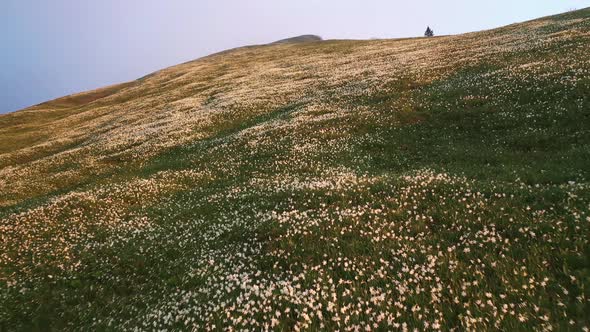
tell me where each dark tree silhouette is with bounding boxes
[424,26,434,37]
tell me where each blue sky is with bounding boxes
[1,0,589,114]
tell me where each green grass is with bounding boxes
[1,8,590,331]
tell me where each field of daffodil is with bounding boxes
[1,8,589,331]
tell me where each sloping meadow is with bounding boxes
[1,8,590,331]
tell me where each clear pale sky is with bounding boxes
[1,0,589,114]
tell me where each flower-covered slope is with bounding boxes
[1,8,590,331]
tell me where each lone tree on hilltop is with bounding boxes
[424,26,434,37]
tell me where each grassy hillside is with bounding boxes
[1,8,590,331]
[271,35,323,44]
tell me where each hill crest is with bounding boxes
[270,34,323,44]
